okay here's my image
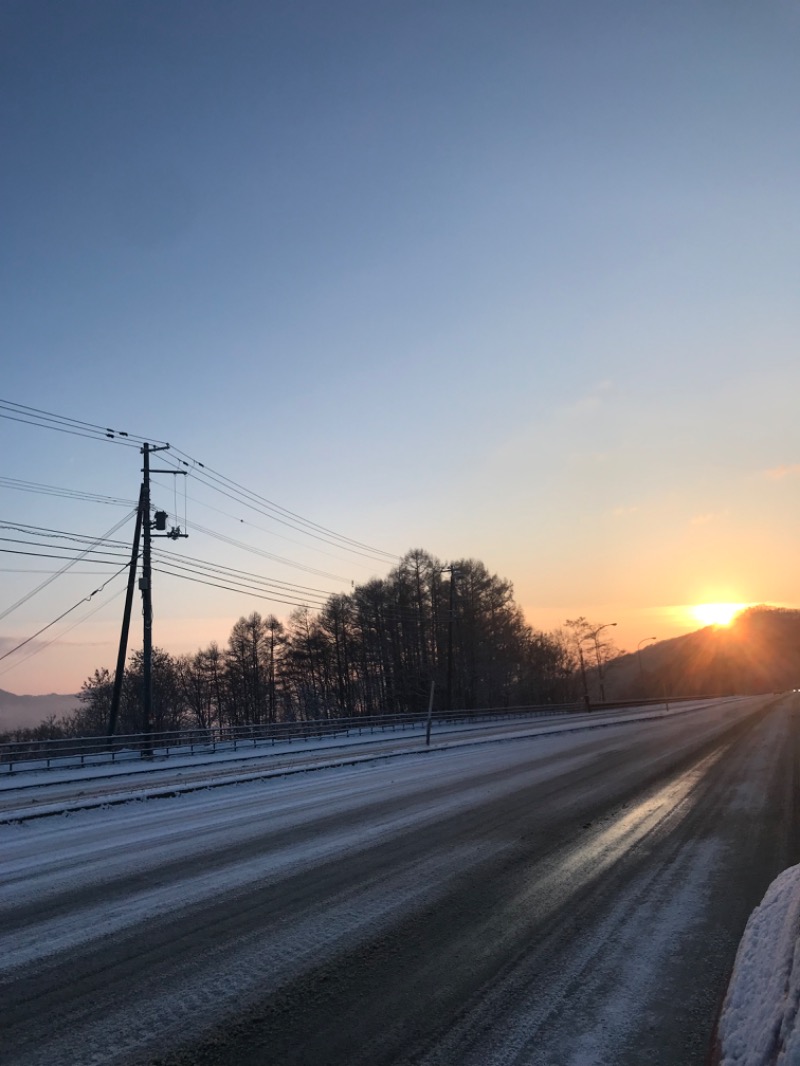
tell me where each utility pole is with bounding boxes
[107,484,145,739]
[141,443,155,752]
[140,442,186,755]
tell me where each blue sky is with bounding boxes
[2,1,799,693]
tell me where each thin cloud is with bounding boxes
[562,380,613,418]
[765,464,800,481]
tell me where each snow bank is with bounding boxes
[716,864,800,1065]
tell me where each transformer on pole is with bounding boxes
[106,442,187,753]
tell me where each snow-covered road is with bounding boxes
[2,694,797,1065]
[0,701,716,820]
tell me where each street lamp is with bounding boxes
[590,622,617,703]
[439,566,461,712]
[577,643,590,709]
[637,636,657,687]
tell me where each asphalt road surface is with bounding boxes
[3,694,798,1066]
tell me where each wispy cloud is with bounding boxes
[562,380,613,418]
[764,463,800,481]
[564,394,602,417]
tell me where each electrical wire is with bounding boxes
[170,465,392,564]
[0,400,409,649]
[0,585,127,681]
[189,520,351,580]
[5,470,365,580]
[161,449,399,564]
[2,523,340,601]
[151,555,436,626]
[0,475,134,507]
[153,570,330,610]
[0,561,131,663]
[0,569,115,574]
[151,548,337,599]
[0,548,129,564]
[1,397,397,567]
[0,521,132,549]
[0,398,167,448]
[146,480,356,578]
[150,565,328,611]
[0,510,136,622]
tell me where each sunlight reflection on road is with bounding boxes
[522,746,726,921]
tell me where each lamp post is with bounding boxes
[578,644,590,709]
[637,636,657,688]
[439,566,460,712]
[590,622,617,703]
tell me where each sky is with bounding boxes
[1,0,799,695]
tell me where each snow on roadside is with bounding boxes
[716,864,800,1065]
[0,697,744,790]
[0,697,754,829]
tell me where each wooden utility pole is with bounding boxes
[139,442,185,754]
[107,484,145,739]
[141,443,155,752]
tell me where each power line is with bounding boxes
[0,409,142,446]
[1,526,339,601]
[163,449,399,564]
[6,469,368,578]
[150,565,329,611]
[153,568,330,610]
[172,464,394,564]
[0,511,136,622]
[0,521,132,549]
[1,397,398,566]
[151,547,337,599]
[0,568,113,574]
[1,400,408,680]
[0,544,427,625]
[0,548,129,564]
[0,398,166,448]
[146,481,357,578]
[0,475,134,507]
[151,555,438,626]
[189,520,351,580]
[0,585,126,681]
[0,562,131,664]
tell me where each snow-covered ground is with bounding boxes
[0,698,736,822]
[0,693,792,1066]
[715,864,800,1066]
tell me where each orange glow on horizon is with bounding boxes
[691,602,747,627]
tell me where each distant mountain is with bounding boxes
[0,688,79,733]
[605,607,800,700]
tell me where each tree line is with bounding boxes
[54,548,582,737]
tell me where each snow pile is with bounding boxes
[717,864,800,1065]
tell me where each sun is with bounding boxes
[691,602,747,627]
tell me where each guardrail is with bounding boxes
[0,702,585,773]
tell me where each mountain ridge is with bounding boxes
[0,688,80,732]
[606,606,800,700]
